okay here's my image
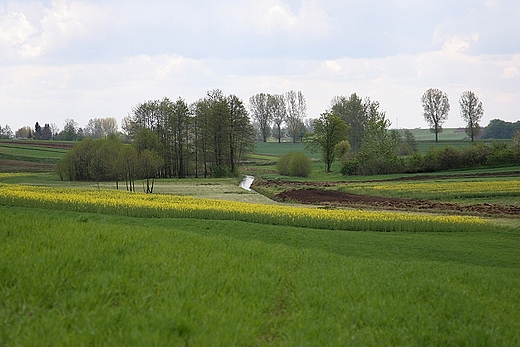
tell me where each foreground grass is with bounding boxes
[1,206,519,346]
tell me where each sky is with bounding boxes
[1,0,519,134]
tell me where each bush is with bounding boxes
[437,146,462,171]
[276,152,312,178]
[340,159,359,176]
[465,142,491,167]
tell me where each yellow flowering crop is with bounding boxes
[343,179,520,199]
[0,183,495,232]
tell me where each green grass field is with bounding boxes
[1,139,520,345]
[2,206,519,346]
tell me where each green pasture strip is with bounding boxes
[0,144,63,163]
[400,128,469,141]
[1,206,519,346]
[0,153,59,164]
[0,183,499,233]
[0,143,68,154]
[254,142,320,159]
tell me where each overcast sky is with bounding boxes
[1,0,519,134]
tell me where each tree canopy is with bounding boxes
[421,88,450,143]
[304,111,349,172]
[459,91,484,142]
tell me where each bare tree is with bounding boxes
[84,117,118,138]
[421,88,450,143]
[50,123,59,140]
[268,94,286,143]
[285,90,307,143]
[459,91,484,142]
[249,93,271,142]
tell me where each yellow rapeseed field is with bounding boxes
[343,179,520,199]
[0,183,495,232]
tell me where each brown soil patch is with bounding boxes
[0,159,55,172]
[274,188,520,217]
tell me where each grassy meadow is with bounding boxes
[2,206,519,346]
[1,139,520,345]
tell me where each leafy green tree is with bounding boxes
[404,129,418,153]
[15,126,32,139]
[459,91,484,142]
[117,145,138,191]
[304,111,349,172]
[138,149,164,193]
[133,127,163,155]
[41,124,52,140]
[421,88,450,143]
[0,124,13,139]
[228,94,255,175]
[334,140,351,165]
[330,93,366,152]
[356,107,398,175]
[481,119,520,139]
[34,122,42,140]
[57,138,96,180]
[89,135,122,187]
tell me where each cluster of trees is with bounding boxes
[11,118,119,141]
[249,91,308,143]
[57,135,163,193]
[122,90,255,178]
[0,124,13,139]
[302,93,401,174]
[59,90,255,184]
[342,130,520,176]
[421,89,484,142]
[481,119,520,139]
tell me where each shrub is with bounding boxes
[277,152,312,178]
[340,159,359,176]
[465,142,491,167]
[437,146,462,171]
[276,153,292,176]
[404,153,423,173]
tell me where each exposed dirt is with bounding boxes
[0,140,73,150]
[0,159,56,172]
[273,188,520,217]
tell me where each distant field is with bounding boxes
[396,127,468,141]
[0,140,70,172]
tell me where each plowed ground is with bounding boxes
[274,188,520,217]
[254,174,520,217]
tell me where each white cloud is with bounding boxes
[225,0,333,41]
[1,1,519,134]
[0,0,109,62]
[502,66,519,79]
[0,10,39,59]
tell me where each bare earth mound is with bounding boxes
[274,188,520,217]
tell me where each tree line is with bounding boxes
[294,90,519,176]
[14,118,119,141]
[57,90,256,186]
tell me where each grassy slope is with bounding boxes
[2,206,519,346]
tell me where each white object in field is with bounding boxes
[239,175,255,191]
